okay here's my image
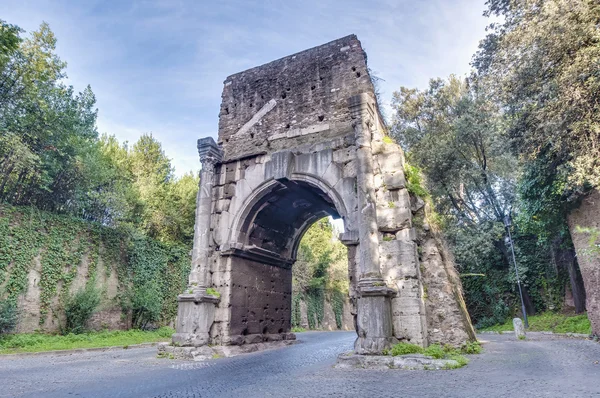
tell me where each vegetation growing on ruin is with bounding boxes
[383,341,480,369]
[0,326,174,354]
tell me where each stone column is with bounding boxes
[172,137,222,347]
[188,137,222,293]
[349,93,397,354]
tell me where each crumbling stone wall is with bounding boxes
[13,252,126,333]
[186,35,474,349]
[296,297,354,331]
[568,188,600,336]
[218,36,373,162]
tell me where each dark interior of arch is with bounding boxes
[241,179,340,261]
[227,179,342,342]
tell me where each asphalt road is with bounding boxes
[1,331,599,398]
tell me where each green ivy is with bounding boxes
[306,287,324,329]
[331,289,345,329]
[404,163,429,198]
[291,294,303,327]
[0,204,190,331]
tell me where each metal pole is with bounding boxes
[505,222,529,328]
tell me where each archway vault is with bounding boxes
[172,35,476,354]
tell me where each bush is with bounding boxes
[0,300,19,335]
[63,284,101,335]
[131,281,163,330]
[390,342,424,356]
[461,341,482,354]
[423,344,446,359]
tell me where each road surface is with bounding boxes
[1,331,599,397]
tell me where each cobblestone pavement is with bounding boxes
[1,331,599,398]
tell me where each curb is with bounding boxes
[0,341,169,358]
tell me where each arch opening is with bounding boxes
[225,178,351,343]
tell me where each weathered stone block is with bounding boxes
[343,159,357,178]
[383,171,406,190]
[377,152,403,173]
[379,240,419,281]
[333,146,355,164]
[265,151,295,180]
[376,206,412,232]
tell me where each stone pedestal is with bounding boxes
[172,293,220,347]
[354,284,397,354]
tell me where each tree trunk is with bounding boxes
[552,236,586,313]
[567,257,587,314]
[568,188,600,336]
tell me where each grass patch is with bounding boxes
[385,341,480,369]
[478,312,591,334]
[291,326,307,333]
[389,342,423,356]
[0,327,174,355]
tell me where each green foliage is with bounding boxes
[387,342,473,369]
[461,340,482,355]
[479,312,592,335]
[0,19,194,335]
[444,355,469,369]
[129,282,163,330]
[0,21,198,246]
[306,287,324,330]
[475,0,600,191]
[390,342,423,356]
[0,327,174,354]
[392,72,581,328]
[0,204,190,331]
[291,218,348,330]
[423,344,445,359]
[62,284,101,335]
[291,294,302,328]
[206,288,220,298]
[0,299,18,335]
[291,326,306,333]
[331,289,345,329]
[403,164,429,198]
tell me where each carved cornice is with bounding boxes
[197,137,223,169]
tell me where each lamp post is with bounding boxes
[504,215,529,328]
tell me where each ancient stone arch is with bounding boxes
[172,35,475,355]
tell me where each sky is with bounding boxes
[3,0,491,177]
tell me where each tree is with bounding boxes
[391,75,577,326]
[392,76,516,226]
[292,218,348,329]
[475,0,600,191]
[472,0,598,328]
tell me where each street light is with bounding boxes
[504,214,529,328]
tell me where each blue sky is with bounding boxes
[4,0,490,176]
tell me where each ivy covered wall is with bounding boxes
[0,204,190,333]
